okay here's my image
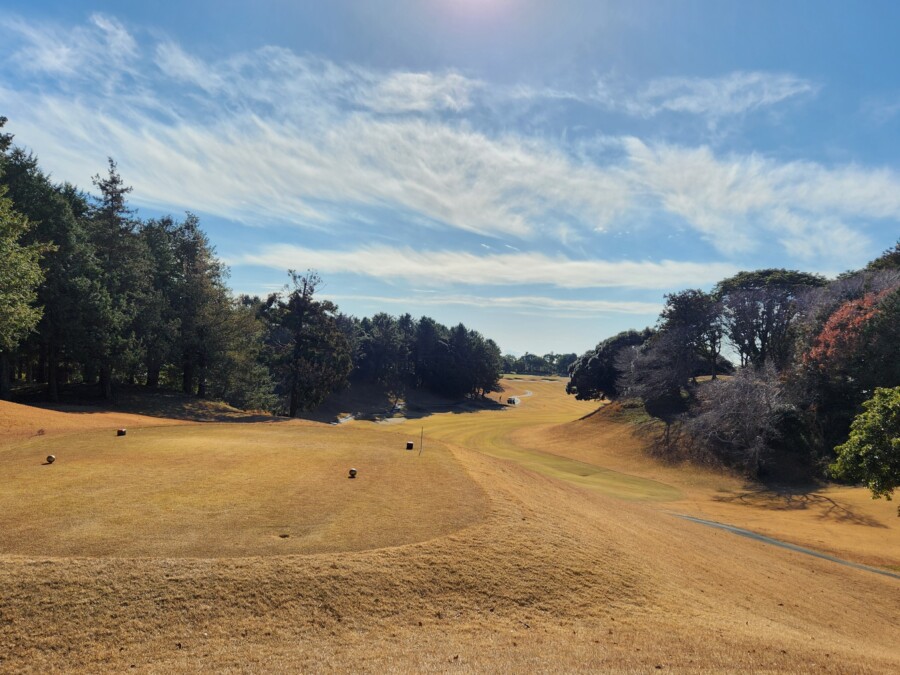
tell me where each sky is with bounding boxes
[2,1,899,356]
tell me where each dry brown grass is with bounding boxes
[521,396,900,571]
[0,422,487,558]
[1,380,898,672]
[0,399,184,448]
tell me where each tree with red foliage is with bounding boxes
[804,290,890,373]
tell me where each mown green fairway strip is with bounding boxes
[476,439,682,501]
[389,380,682,502]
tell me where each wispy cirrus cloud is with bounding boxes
[596,71,818,121]
[154,42,480,115]
[6,90,630,237]
[367,71,479,113]
[3,13,137,77]
[236,244,738,290]
[624,138,888,260]
[323,293,662,317]
[0,13,894,272]
[861,95,900,125]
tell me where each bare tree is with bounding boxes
[685,364,791,476]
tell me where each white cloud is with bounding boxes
[622,138,882,260]
[861,96,900,124]
[154,42,224,92]
[89,14,138,62]
[3,13,137,77]
[323,293,662,316]
[4,90,631,239]
[0,15,894,272]
[367,72,479,113]
[236,244,738,290]
[769,209,867,263]
[152,42,480,116]
[2,17,631,240]
[597,71,817,121]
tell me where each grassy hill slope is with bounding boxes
[1,379,898,672]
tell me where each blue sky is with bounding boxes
[2,1,899,355]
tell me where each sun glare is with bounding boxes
[441,0,516,20]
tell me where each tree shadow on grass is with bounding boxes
[314,397,509,424]
[711,483,888,528]
[300,382,511,423]
[21,383,512,426]
[22,384,288,424]
[400,397,507,420]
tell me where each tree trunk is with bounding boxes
[196,355,207,398]
[0,353,11,401]
[182,362,194,395]
[83,362,97,385]
[99,364,113,400]
[146,364,160,388]
[37,344,47,384]
[289,382,299,418]
[48,358,60,403]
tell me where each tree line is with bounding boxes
[567,242,900,501]
[501,352,578,377]
[0,119,502,413]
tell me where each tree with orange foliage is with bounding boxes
[804,290,889,373]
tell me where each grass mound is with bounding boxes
[0,422,487,557]
[0,398,182,448]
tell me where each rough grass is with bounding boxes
[522,396,900,572]
[1,379,899,672]
[0,398,186,449]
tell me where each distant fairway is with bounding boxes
[0,423,487,557]
[406,377,682,502]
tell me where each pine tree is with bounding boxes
[0,183,45,398]
[267,271,352,416]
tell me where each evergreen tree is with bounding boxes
[567,329,653,401]
[831,386,900,513]
[470,334,503,397]
[171,213,230,396]
[715,269,826,369]
[205,297,277,411]
[413,316,448,391]
[267,271,352,416]
[1,150,106,400]
[0,179,45,398]
[87,159,150,398]
[357,313,405,394]
[138,216,182,387]
[659,289,724,380]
